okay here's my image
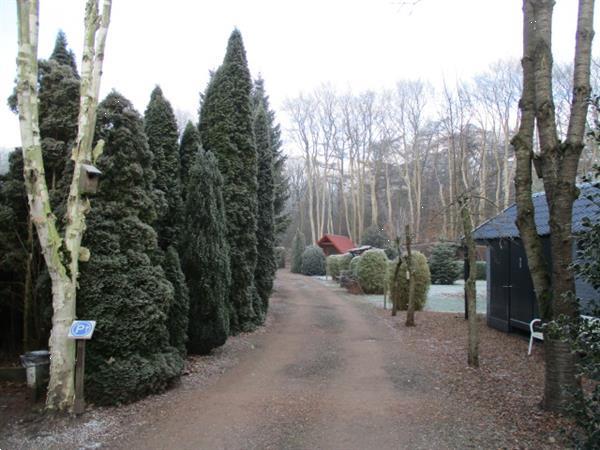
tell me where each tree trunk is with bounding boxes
[459,195,478,367]
[15,0,111,411]
[512,0,594,413]
[405,225,416,327]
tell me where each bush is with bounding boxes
[328,253,353,279]
[356,249,388,294]
[350,255,362,277]
[274,246,286,269]
[429,242,461,284]
[326,255,341,279]
[386,251,431,311]
[301,245,326,276]
[290,230,306,273]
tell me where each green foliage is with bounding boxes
[326,255,341,279]
[429,242,461,285]
[78,92,183,405]
[181,151,231,355]
[290,230,306,273]
[356,249,388,294]
[144,86,183,249]
[199,29,258,333]
[350,255,362,277]
[274,246,286,268]
[163,246,189,357]
[252,77,289,243]
[179,121,201,197]
[387,251,431,310]
[361,225,390,249]
[301,245,326,276]
[253,104,275,324]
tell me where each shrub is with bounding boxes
[328,253,353,279]
[429,242,461,284]
[290,230,306,273]
[326,255,341,279]
[386,251,431,311]
[301,245,326,276]
[274,246,286,269]
[350,255,362,277]
[356,249,388,294]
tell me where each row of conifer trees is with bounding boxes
[0,29,288,404]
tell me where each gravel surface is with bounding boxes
[0,270,574,449]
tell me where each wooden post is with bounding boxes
[73,340,86,414]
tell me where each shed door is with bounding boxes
[488,240,510,331]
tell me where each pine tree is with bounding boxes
[144,86,189,358]
[78,92,183,405]
[199,29,258,333]
[252,77,290,243]
[252,104,275,322]
[49,30,78,73]
[182,151,231,354]
[291,230,306,274]
[179,121,201,195]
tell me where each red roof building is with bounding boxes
[317,234,355,256]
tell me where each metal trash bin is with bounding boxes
[20,350,50,401]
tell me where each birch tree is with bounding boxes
[512,0,594,412]
[15,0,112,411]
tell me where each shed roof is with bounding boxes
[317,234,355,254]
[473,183,600,240]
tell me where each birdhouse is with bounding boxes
[79,163,102,195]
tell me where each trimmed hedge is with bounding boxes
[301,245,326,276]
[350,255,362,277]
[327,253,353,279]
[291,230,306,273]
[274,246,286,269]
[356,249,388,294]
[386,251,431,311]
[476,261,486,280]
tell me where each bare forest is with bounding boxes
[282,59,600,246]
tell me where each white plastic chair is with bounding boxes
[528,318,543,355]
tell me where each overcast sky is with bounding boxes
[0,0,598,149]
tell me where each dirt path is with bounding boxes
[117,272,509,450]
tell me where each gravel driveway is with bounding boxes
[1,271,567,449]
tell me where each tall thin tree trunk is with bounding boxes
[459,195,478,367]
[405,225,416,327]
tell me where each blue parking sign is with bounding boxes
[68,320,96,339]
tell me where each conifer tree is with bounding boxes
[78,92,183,405]
[144,86,189,358]
[252,104,275,320]
[252,77,290,243]
[291,230,306,274]
[199,29,258,333]
[182,151,231,354]
[179,121,201,195]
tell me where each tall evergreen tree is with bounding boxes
[252,77,290,243]
[78,92,183,405]
[144,86,189,358]
[179,121,201,194]
[252,104,275,321]
[199,29,259,333]
[182,151,231,354]
[291,230,306,274]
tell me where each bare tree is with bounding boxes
[512,0,594,412]
[15,0,112,411]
